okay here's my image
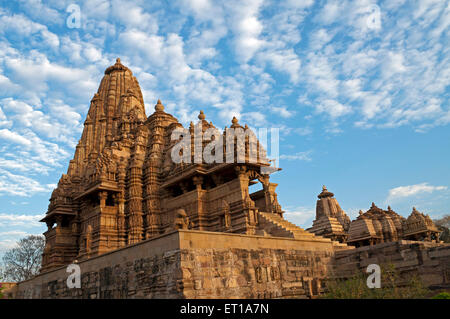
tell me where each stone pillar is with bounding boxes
[115,194,126,247]
[127,159,144,244]
[99,191,108,209]
[193,176,203,191]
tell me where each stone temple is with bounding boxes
[308,187,442,247]
[40,58,342,272]
[9,59,449,299]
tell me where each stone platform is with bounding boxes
[12,229,347,299]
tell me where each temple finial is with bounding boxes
[116,58,121,63]
[317,185,334,199]
[232,116,238,125]
[155,99,164,112]
[198,110,206,120]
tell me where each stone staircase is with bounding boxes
[258,211,349,248]
[258,211,315,239]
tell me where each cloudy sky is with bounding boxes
[0,0,449,255]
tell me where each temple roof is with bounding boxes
[104,58,131,75]
[317,185,334,199]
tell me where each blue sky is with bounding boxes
[0,0,449,255]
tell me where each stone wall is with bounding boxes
[12,231,449,299]
[332,240,450,289]
[177,230,339,298]
[14,230,182,299]
[12,230,340,299]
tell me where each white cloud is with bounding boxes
[0,168,56,196]
[0,214,44,227]
[387,183,448,201]
[283,206,316,228]
[258,49,301,84]
[315,99,351,118]
[0,157,52,175]
[280,151,313,161]
[225,0,265,63]
[111,0,159,33]
[1,98,82,145]
[0,127,69,166]
[0,128,32,146]
[304,53,340,98]
[0,12,60,49]
[271,106,295,119]
[294,127,312,136]
[15,0,64,25]
[318,0,341,25]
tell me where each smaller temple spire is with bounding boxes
[231,116,243,128]
[155,99,164,112]
[317,185,334,199]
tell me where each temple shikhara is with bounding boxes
[11,59,447,299]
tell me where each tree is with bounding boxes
[1,235,45,282]
[434,215,450,243]
[0,269,4,299]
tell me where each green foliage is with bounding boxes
[431,292,450,299]
[434,215,450,243]
[322,264,430,299]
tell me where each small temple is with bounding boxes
[308,187,442,247]
[306,186,350,243]
[402,207,441,241]
[347,202,405,247]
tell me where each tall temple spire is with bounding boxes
[68,58,146,177]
